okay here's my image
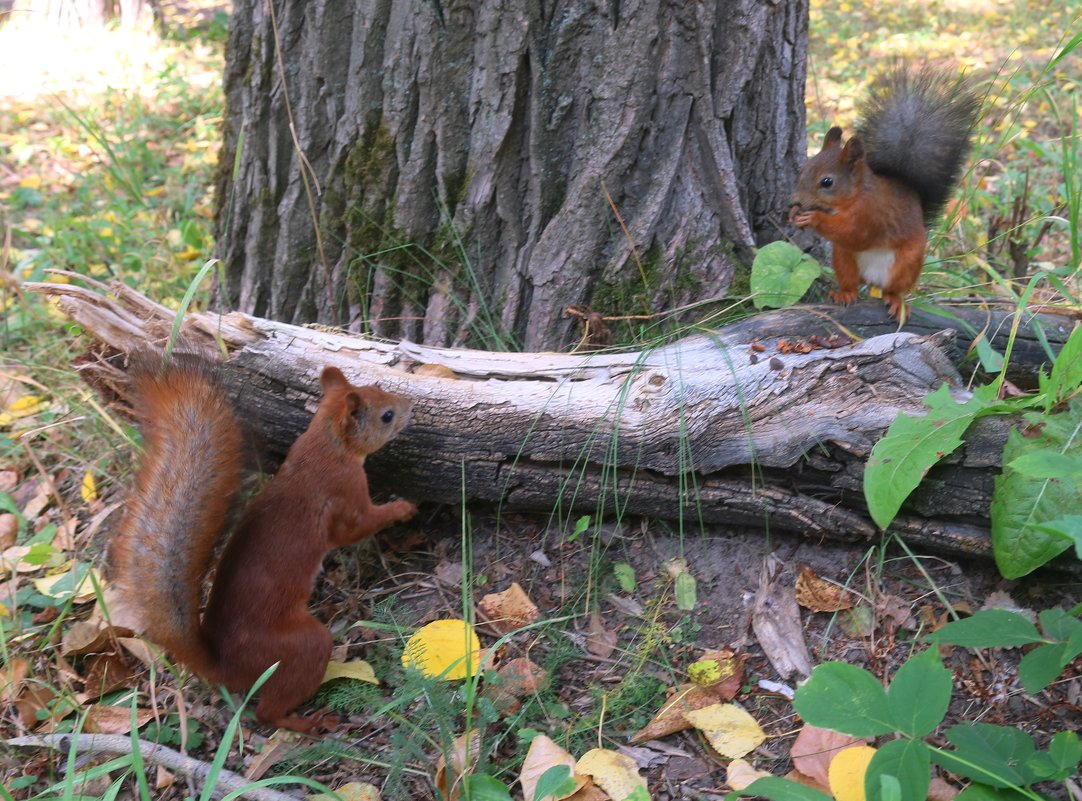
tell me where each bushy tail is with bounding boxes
[857,65,981,223]
[109,355,245,680]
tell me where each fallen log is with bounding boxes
[28,277,1079,560]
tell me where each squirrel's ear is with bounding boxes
[321,366,347,392]
[821,126,844,151]
[841,136,865,165]
[344,390,366,421]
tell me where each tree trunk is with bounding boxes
[215,0,808,351]
[30,278,1081,561]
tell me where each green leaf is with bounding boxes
[613,563,636,593]
[886,648,951,737]
[864,384,1000,529]
[867,739,930,801]
[1039,607,1082,640]
[532,765,576,801]
[991,402,1082,578]
[934,723,1036,787]
[955,785,1034,801]
[461,773,513,801]
[1018,643,1070,694]
[925,609,1045,648]
[675,571,697,611]
[1007,451,1082,478]
[750,241,822,309]
[1047,321,1082,404]
[793,663,895,737]
[1032,516,1082,558]
[973,333,1005,373]
[725,776,833,801]
[1046,730,1082,779]
[569,515,590,542]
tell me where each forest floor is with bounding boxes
[0,3,1080,801]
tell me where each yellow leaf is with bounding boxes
[828,745,877,801]
[308,782,381,801]
[19,176,42,189]
[8,395,48,416]
[401,619,481,680]
[683,703,766,759]
[177,246,203,261]
[576,748,647,800]
[322,659,379,685]
[81,471,97,503]
[145,187,165,197]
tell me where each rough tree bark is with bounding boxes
[30,278,1080,561]
[215,0,807,350]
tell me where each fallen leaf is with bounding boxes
[563,781,608,801]
[628,683,723,744]
[84,704,154,734]
[586,612,617,659]
[81,653,136,701]
[828,745,876,801]
[0,513,18,549]
[927,776,960,801]
[484,657,549,715]
[434,560,464,588]
[795,566,855,612]
[1,657,30,703]
[402,619,482,680]
[322,659,379,685]
[683,703,766,759]
[840,605,875,638]
[751,559,812,679]
[519,734,583,801]
[80,471,97,503]
[155,765,176,791]
[246,729,303,781]
[790,724,867,788]
[434,731,481,801]
[726,758,772,791]
[576,748,647,801]
[62,619,117,656]
[688,650,744,696]
[876,594,912,632]
[308,782,381,801]
[477,582,540,635]
[785,768,831,794]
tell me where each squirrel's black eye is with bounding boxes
[381,410,395,424]
[819,176,834,189]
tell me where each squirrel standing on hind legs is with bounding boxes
[109,358,417,733]
[789,65,981,320]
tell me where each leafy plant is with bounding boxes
[863,318,1082,577]
[728,644,1081,801]
[749,241,823,309]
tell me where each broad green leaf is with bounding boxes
[867,739,930,801]
[793,663,894,737]
[675,571,696,611]
[886,648,951,737]
[750,241,822,309]
[1007,451,1082,478]
[613,563,636,593]
[532,765,576,801]
[876,774,902,801]
[726,776,833,801]
[1046,731,1082,779]
[1038,607,1082,641]
[925,609,1045,648]
[1047,321,1082,404]
[955,785,1033,801]
[934,723,1035,787]
[864,384,1000,529]
[991,402,1082,578]
[1032,516,1082,558]
[1018,643,1070,694]
[973,333,1005,373]
[461,773,513,801]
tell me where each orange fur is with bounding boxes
[111,360,416,732]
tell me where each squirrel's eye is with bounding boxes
[381,410,395,424]
[819,176,834,189]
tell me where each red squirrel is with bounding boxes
[789,66,980,319]
[110,358,417,732]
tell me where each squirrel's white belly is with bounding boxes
[856,249,895,287]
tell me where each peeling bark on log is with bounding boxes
[29,279,1080,560]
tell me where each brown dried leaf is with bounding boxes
[0,513,18,549]
[785,768,831,795]
[483,657,550,715]
[1,657,30,703]
[61,618,118,657]
[795,566,855,613]
[477,582,540,635]
[415,364,458,380]
[519,734,584,801]
[434,731,481,801]
[628,683,721,744]
[586,612,618,659]
[84,704,154,734]
[876,594,912,632]
[564,780,609,801]
[81,654,137,701]
[928,776,960,801]
[790,724,867,787]
[245,729,303,782]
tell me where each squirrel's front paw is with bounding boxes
[829,288,858,306]
[392,500,418,522]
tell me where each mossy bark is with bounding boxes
[215,0,808,350]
